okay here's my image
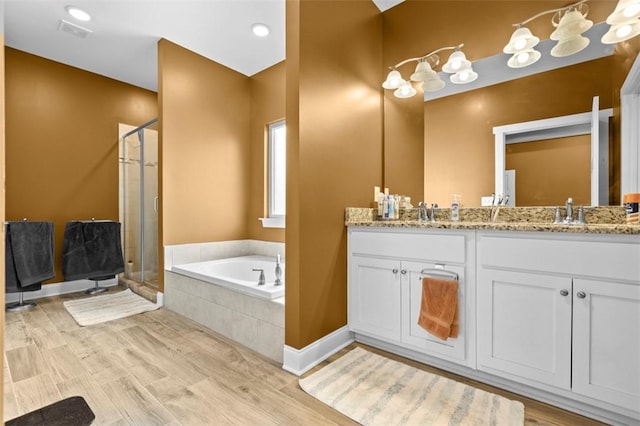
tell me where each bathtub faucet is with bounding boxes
[252,268,266,286]
[275,255,283,286]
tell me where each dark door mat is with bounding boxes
[6,396,95,426]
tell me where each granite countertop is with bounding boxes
[345,206,640,235]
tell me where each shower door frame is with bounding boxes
[121,117,158,286]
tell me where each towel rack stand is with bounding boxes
[6,293,37,312]
[420,268,459,281]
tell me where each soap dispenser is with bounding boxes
[450,194,460,221]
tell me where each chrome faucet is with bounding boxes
[417,202,429,222]
[274,255,283,286]
[564,197,574,224]
[430,204,438,222]
[252,268,266,286]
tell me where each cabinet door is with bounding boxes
[572,279,640,413]
[401,261,467,363]
[477,269,572,389]
[348,256,401,341]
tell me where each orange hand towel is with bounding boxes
[417,276,459,340]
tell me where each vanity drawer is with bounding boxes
[348,229,467,263]
[478,232,640,282]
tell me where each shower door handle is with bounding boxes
[154,196,159,213]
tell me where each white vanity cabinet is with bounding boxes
[477,231,640,416]
[348,228,475,367]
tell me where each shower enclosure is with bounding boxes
[119,118,159,288]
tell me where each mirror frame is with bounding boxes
[621,53,640,199]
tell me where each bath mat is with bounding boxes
[63,288,159,326]
[6,396,95,426]
[299,347,525,425]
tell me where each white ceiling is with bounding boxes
[4,0,403,92]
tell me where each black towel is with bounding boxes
[61,221,125,281]
[5,222,54,293]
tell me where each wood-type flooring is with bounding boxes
[4,287,606,425]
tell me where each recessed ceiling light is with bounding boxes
[251,23,270,37]
[65,5,91,22]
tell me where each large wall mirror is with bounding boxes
[423,54,626,208]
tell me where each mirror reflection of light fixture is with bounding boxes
[381,44,476,99]
[602,0,640,43]
[504,0,592,67]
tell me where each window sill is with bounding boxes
[259,217,285,229]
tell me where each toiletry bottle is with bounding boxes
[382,195,389,219]
[388,195,395,220]
[451,194,460,221]
[377,191,385,220]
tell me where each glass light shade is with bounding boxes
[507,49,541,68]
[602,19,640,43]
[421,76,446,92]
[503,27,540,54]
[550,35,590,57]
[607,0,640,24]
[410,61,434,82]
[382,70,403,89]
[442,51,471,73]
[550,10,593,40]
[394,81,417,98]
[450,67,478,84]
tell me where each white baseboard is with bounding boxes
[156,291,164,307]
[5,278,119,303]
[282,326,354,376]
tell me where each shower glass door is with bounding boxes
[119,119,159,288]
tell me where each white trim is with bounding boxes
[282,326,355,376]
[259,216,285,228]
[493,106,613,206]
[156,291,164,307]
[620,54,640,199]
[5,277,119,303]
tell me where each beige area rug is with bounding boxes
[299,347,524,426]
[63,289,159,326]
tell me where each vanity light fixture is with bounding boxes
[381,44,477,99]
[504,0,592,68]
[602,0,640,43]
[65,5,91,22]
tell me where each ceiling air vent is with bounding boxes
[57,19,93,39]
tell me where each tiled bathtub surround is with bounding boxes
[164,240,285,363]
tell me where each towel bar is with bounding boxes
[420,268,459,281]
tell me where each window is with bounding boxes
[261,120,286,228]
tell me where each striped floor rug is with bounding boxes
[299,347,524,425]
[63,289,159,326]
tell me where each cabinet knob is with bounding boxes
[392,268,399,274]
[577,291,586,299]
[400,269,407,275]
[560,289,569,296]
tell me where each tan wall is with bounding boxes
[159,39,251,247]
[248,61,286,242]
[286,0,383,349]
[382,1,619,208]
[4,48,157,283]
[506,135,591,206]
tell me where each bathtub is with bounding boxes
[171,255,284,300]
